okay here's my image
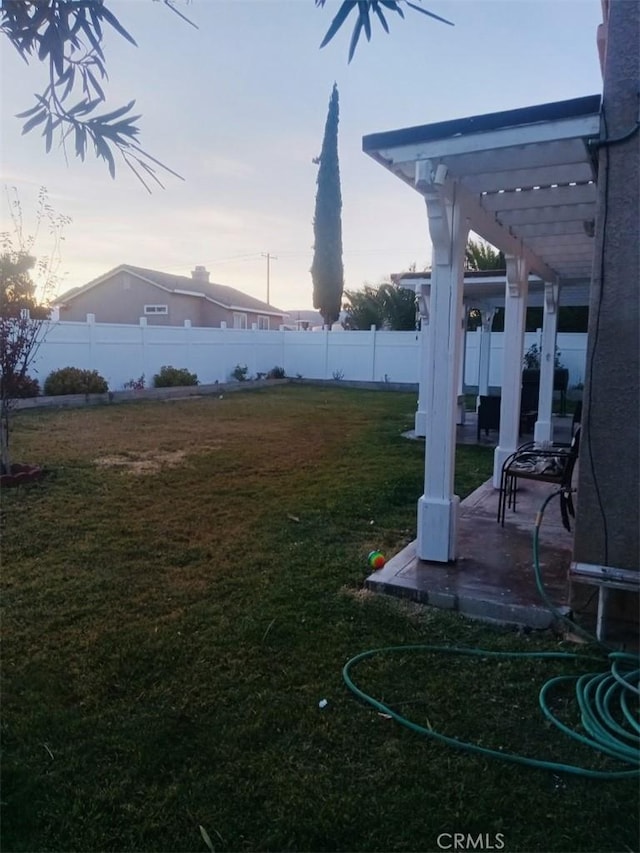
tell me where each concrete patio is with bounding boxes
[366,412,577,630]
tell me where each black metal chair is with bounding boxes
[497,427,581,529]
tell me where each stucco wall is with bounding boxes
[573,0,639,573]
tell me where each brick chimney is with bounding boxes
[191,265,210,283]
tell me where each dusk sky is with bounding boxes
[1,0,603,312]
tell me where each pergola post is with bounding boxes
[476,307,495,406]
[534,281,559,444]
[414,284,430,437]
[416,178,469,562]
[457,306,468,425]
[493,255,529,487]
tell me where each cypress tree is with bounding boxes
[311,83,344,329]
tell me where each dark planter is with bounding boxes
[0,463,45,487]
[522,368,569,391]
[522,368,570,415]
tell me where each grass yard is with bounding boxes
[1,386,637,853]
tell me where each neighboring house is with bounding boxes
[53,264,287,330]
[282,309,348,330]
[283,309,324,330]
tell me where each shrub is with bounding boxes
[123,374,145,390]
[231,364,249,382]
[44,367,109,396]
[266,366,286,379]
[3,374,40,398]
[152,366,198,388]
[523,343,563,370]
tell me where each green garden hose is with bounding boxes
[343,490,640,778]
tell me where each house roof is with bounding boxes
[55,264,286,317]
[363,95,602,283]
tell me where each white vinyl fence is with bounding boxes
[29,320,588,392]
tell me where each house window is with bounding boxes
[257,315,270,330]
[233,312,247,329]
[144,304,168,315]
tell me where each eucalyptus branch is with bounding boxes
[2,0,186,188]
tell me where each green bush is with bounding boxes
[44,367,109,396]
[152,366,198,388]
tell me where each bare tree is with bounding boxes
[0,188,70,473]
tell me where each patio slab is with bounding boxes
[366,470,574,630]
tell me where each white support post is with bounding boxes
[414,284,430,437]
[323,327,330,379]
[476,307,495,407]
[493,255,529,487]
[370,324,377,381]
[457,307,468,425]
[416,181,469,562]
[534,281,559,445]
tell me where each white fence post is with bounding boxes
[370,325,377,381]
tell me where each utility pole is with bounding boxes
[261,252,277,305]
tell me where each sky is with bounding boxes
[1,0,604,312]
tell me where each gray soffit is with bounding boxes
[363,95,601,282]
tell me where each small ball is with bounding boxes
[367,550,386,570]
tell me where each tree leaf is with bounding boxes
[319,1,355,49]
[21,110,47,134]
[98,5,138,47]
[86,69,106,101]
[373,5,390,34]
[348,15,364,62]
[44,117,53,153]
[199,826,215,853]
[379,0,405,19]
[93,100,136,124]
[74,125,86,160]
[92,133,117,178]
[405,1,454,26]
[358,1,372,42]
[16,101,45,119]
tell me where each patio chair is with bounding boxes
[476,395,501,441]
[497,427,581,529]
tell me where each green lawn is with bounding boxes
[1,386,637,853]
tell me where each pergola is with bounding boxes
[393,269,591,437]
[363,95,601,563]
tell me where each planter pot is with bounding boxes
[522,368,569,392]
